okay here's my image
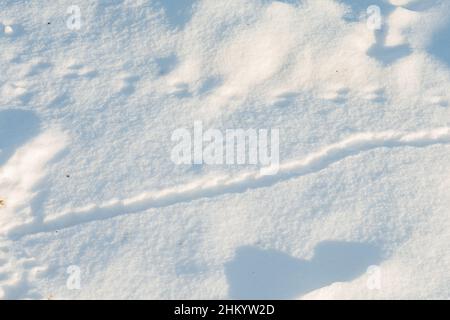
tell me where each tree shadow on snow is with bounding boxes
[0,109,40,166]
[225,241,382,299]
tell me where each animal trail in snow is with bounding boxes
[8,127,450,239]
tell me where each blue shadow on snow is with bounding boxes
[0,109,40,166]
[225,241,382,299]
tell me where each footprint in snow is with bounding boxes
[362,87,386,104]
[170,82,192,99]
[118,74,140,96]
[63,64,98,80]
[27,62,52,77]
[0,238,47,299]
[323,87,350,104]
[271,91,300,107]
[428,95,449,108]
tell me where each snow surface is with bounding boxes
[0,0,449,299]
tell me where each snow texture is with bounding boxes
[0,0,449,299]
